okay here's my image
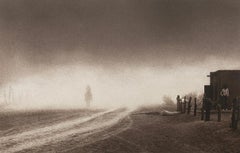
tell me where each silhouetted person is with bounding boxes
[220,85,229,110]
[176,95,181,111]
[85,85,92,107]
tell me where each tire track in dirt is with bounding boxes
[0,111,95,137]
[0,108,132,153]
[48,114,133,153]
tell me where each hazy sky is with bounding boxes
[0,0,239,108]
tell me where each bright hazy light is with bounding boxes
[1,55,240,110]
[0,66,202,110]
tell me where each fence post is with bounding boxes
[237,99,240,129]
[217,104,221,122]
[205,98,211,121]
[187,97,192,114]
[176,101,179,112]
[183,97,187,114]
[201,98,205,120]
[180,101,183,113]
[231,97,240,129]
[194,98,197,116]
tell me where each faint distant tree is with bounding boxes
[184,92,197,100]
[162,95,175,111]
[197,92,204,106]
[84,85,92,107]
[184,92,204,108]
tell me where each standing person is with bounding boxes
[220,85,229,110]
[85,85,92,107]
[176,95,181,111]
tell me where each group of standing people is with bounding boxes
[176,95,192,114]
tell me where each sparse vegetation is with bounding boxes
[162,95,176,111]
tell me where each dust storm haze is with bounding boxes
[0,0,240,109]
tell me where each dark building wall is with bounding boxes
[209,70,240,107]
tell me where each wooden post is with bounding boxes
[187,97,192,114]
[231,97,237,129]
[194,98,197,116]
[237,100,240,129]
[176,101,179,111]
[231,99,235,129]
[183,97,187,114]
[236,99,240,129]
[180,101,183,113]
[201,99,204,120]
[217,104,221,122]
[231,97,240,129]
[205,98,211,121]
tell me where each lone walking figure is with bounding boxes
[85,85,92,107]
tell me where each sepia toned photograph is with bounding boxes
[0,0,240,153]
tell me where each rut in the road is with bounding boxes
[0,108,132,153]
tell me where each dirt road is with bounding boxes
[0,107,240,153]
[77,110,240,153]
[0,108,132,153]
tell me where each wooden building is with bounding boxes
[205,70,240,108]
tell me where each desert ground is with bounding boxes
[0,106,239,153]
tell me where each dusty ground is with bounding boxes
[0,106,240,153]
[75,108,240,153]
[0,109,102,136]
